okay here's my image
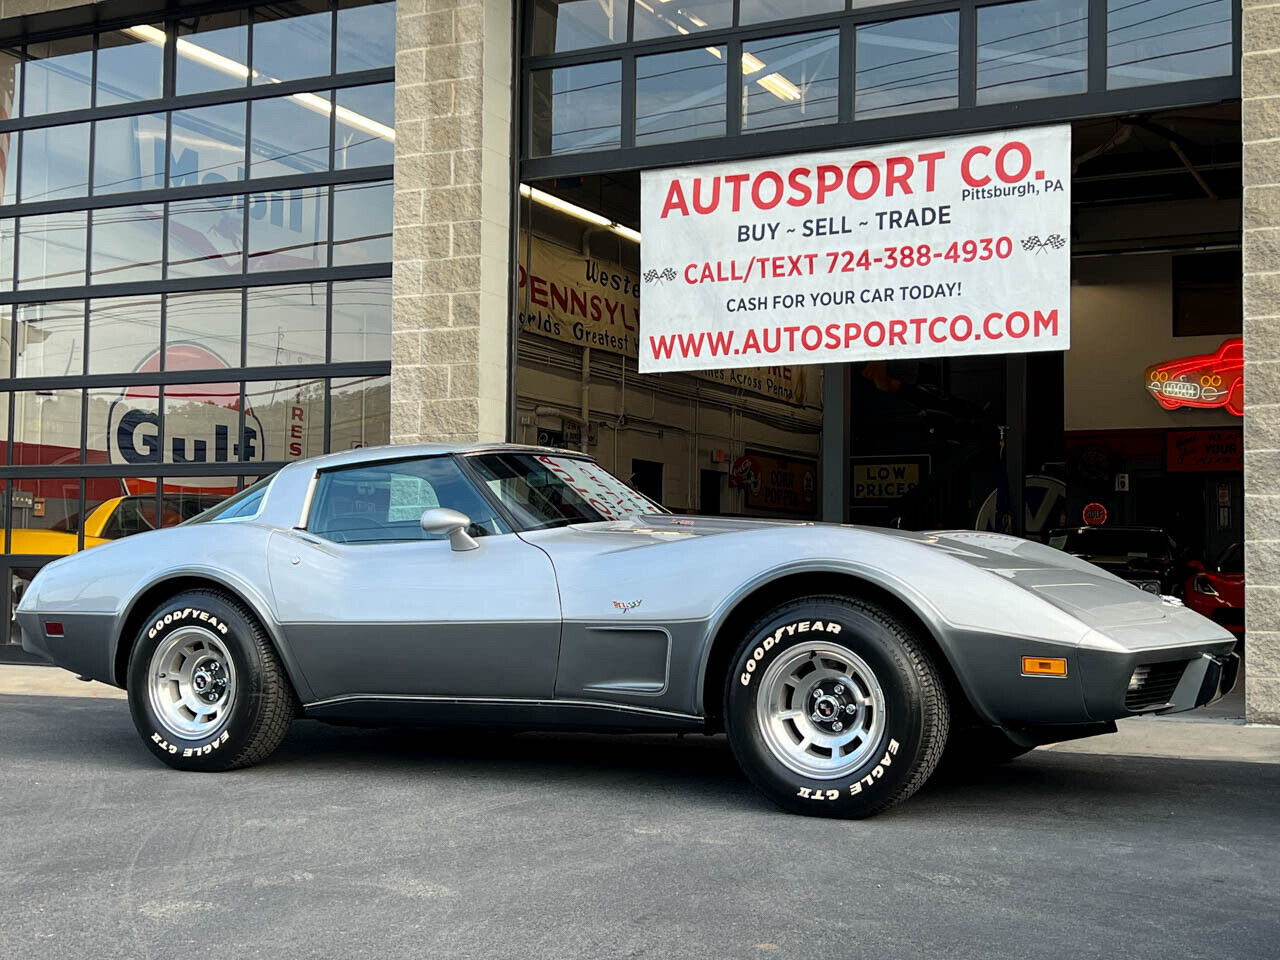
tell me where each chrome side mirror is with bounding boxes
[420,507,479,552]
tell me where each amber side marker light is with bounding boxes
[1022,657,1067,677]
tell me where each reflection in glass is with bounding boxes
[164,380,247,465]
[332,278,391,362]
[170,103,247,187]
[977,0,1088,105]
[248,187,328,272]
[97,26,165,106]
[530,61,622,156]
[167,195,245,279]
[165,289,242,366]
[18,212,88,290]
[0,45,21,134]
[529,0,625,55]
[16,302,83,378]
[89,385,158,466]
[93,113,167,195]
[332,181,392,266]
[21,123,90,202]
[79,484,165,541]
[246,283,327,366]
[176,10,250,95]
[91,205,165,284]
[338,0,397,72]
[1,130,13,205]
[636,48,727,146]
[8,478,82,548]
[633,0,732,41]
[88,295,161,375]
[330,375,390,451]
[252,1,332,84]
[740,0,843,24]
[335,83,395,169]
[1107,0,1232,90]
[23,36,92,116]
[742,31,840,133]
[246,377,325,462]
[1,220,14,291]
[250,92,332,178]
[856,14,959,120]
[11,391,82,466]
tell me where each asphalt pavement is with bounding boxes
[2,693,1277,960]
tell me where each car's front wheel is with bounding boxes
[127,589,295,771]
[724,595,949,818]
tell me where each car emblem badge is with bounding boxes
[613,600,642,613]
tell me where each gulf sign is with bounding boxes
[639,126,1071,371]
[107,344,265,490]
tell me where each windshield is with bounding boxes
[1048,528,1172,560]
[468,453,664,530]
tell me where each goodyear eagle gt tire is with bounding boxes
[724,595,949,818]
[127,589,295,771]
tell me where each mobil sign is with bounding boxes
[107,344,265,488]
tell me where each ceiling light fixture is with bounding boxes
[757,72,801,101]
[520,184,641,244]
[124,24,394,142]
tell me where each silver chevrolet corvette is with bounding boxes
[18,443,1238,818]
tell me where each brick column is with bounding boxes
[391,0,512,444]
[1244,2,1280,724]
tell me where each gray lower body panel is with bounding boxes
[17,610,117,685]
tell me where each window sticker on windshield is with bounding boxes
[536,456,656,520]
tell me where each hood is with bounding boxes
[854,528,1179,630]
[545,519,1171,629]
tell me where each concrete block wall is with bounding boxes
[1244,1,1280,724]
[390,0,512,444]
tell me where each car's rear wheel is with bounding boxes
[724,595,949,818]
[127,589,295,771]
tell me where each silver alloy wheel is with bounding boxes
[147,626,238,741]
[754,640,887,780]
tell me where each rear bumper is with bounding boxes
[16,609,118,685]
[1077,642,1238,720]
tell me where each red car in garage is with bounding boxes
[1144,338,1243,416]
[1185,542,1244,641]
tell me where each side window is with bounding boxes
[308,456,509,544]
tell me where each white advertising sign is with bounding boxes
[639,125,1071,372]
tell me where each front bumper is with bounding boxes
[1078,643,1239,719]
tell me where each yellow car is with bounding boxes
[7,493,226,647]
[8,493,227,556]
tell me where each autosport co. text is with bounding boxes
[651,309,1061,362]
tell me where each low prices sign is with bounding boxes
[517,232,806,405]
[850,456,929,501]
[639,125,1071,371]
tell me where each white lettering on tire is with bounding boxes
[848,739,900,796]
[153,729,231,758]
[148,607,231,639]
[739,620,844,686]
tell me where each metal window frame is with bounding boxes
[0,0,396,564]
[519,0,1241,180]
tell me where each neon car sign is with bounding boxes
[1144,338,1243,417]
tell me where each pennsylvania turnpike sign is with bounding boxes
[638,125,1071,372]
[516,231,807,405]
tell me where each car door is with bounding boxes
[265,454,561,703]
